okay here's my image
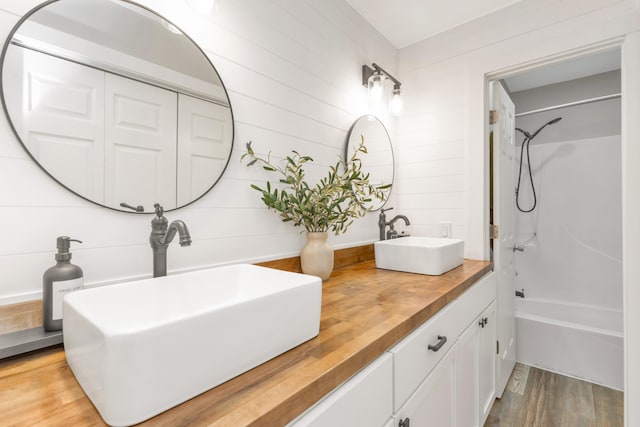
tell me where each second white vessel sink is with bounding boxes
[63,264,322,426]
[374,237,464,275]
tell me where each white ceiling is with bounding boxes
[347,1,621,91]
[345,0,522,48]
[502,49,621,92]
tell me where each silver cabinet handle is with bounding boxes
[427,335,447,352]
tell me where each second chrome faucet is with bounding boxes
[378,207,410,240]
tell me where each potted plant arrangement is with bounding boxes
[242,137,390,280]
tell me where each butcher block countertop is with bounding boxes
[0,245,492,426]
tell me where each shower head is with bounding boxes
[529,117,562,140]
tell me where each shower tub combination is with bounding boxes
[516,298,623,391]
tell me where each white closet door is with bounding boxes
[4,45,105,201]
[177,94,232,206]
[105,74,177,209]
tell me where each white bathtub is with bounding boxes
[516,298,623,390]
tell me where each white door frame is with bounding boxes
[482,35,640,426]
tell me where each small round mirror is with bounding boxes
[345,115,394,211]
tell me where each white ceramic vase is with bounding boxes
[300,231,334,281]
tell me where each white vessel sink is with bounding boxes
[374,237,464,275]
[63,264,322,426]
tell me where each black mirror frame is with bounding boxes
[0,0,235,214]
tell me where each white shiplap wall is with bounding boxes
[394,63,467,240]
[0,0,398,303]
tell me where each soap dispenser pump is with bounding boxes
[43,236,84,331]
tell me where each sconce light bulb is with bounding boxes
[391,88,403,116]
[368,72,385,101]
[186,0,219,14]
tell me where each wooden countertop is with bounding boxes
[0,255,492,426]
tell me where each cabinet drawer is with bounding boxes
[288,353,393,427]
[389,300,460,411]
[451,272,496,335]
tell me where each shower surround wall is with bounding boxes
[513,134,622,308]
[0,0,397,304]
[512,71,622,311]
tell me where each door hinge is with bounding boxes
[489,110,499,124]
[496,340,500,355]
[490,224,499,239]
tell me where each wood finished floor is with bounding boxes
[485,364,623,427]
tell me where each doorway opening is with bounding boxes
[489,46,623,402]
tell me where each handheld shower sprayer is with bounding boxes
[516,117,562,213]
[516,117,561,140]
[530,117,562,139]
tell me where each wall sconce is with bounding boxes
[362,63,403,116]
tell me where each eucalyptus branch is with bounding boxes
[241,137,391,235]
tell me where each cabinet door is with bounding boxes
[479,301,497,424]
[394,346,456,427]
[455,300,497,427]
[456,315,481,427]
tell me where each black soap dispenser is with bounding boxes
[43,236,84,331]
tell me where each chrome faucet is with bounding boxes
[150,203,191,277]
[378,207,411,240]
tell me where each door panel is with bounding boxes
[5,46,105,200]
[177,94,232,206]
[492,81,517,398]
[105,74,177,209]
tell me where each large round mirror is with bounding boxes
[345,115,394,211]
[1,0,234,213]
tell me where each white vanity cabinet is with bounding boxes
[392,273,496,427]
[290,272,496,427]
